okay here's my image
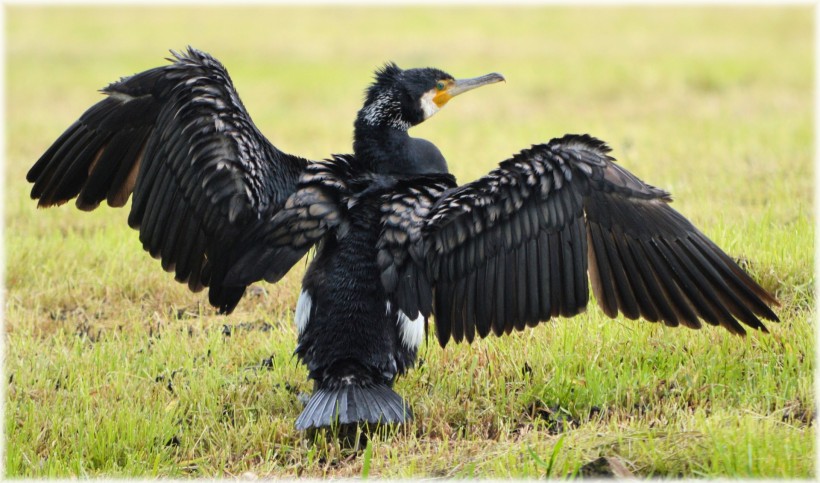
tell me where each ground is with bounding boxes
[5,5,814,478]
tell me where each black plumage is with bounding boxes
[28,47,779,431]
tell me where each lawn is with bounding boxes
[5,5,814,478]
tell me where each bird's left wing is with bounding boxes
[27,48,310,313]
[225,155,357,286]
[380,134,779,347]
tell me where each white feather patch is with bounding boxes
[420,90,440,120]
[361,92,411,130]
[108,91,134,103]
[397,310,425,350]
[294,290,312,335]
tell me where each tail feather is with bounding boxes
[295,383,412,430]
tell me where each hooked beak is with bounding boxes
[449,72,506,97]
[433,72,505,107]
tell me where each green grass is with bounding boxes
[5,5,814,478]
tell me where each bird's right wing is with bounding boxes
[376,174,457,321]
[27,47,309,313]
[412,134,779,346]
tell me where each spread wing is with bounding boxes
[27,47,310,313]
[377,174,457,320]
[224,155,357,286]
[380,134,780,347]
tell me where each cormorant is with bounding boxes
[27,47,779,431]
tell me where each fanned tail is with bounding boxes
[295,383,412,431]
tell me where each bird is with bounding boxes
[27,47,779,431]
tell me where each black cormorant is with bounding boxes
[27,47,780,431]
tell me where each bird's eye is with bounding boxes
[436,81,446,91]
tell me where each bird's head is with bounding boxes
[358,63,505,130]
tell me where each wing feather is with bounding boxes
[571,215,590,311]
[28,48,311,313]
[629,239,680,324]
[536,231,552,319]
[374,174,456,326]
[664,239,729,322]
[452,277,467,343]
[224,156,356,287]
[408,134,778,346]
[80,126,151,210]
[547,231,564,319]
[492,254,506,336]
[609,225,658,321]
[524,237,540,326]
[464,269,477,343]
[474,264,490,337]
[515,245,528,330]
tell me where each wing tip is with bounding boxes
[547,133,612,154]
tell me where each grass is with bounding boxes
[5,5,814,478]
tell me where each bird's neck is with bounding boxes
[356,90,412,132]
[353,105,449,176]
[353,114,411,173]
